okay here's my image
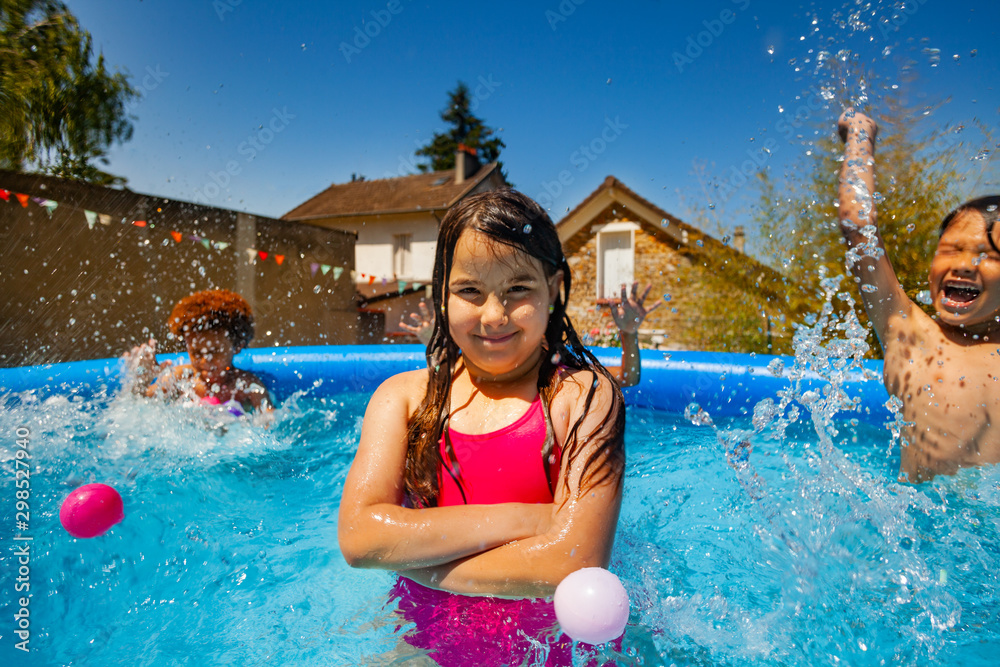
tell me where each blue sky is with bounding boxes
[68,0,1000,260]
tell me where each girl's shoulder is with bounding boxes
[372,367,430,414]
[550,365,616,412]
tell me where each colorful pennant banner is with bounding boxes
[2,188,366,287]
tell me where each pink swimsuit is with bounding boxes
[391,396,579,665]
[438,397,560,506]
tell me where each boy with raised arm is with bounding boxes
[838,108,1000,481]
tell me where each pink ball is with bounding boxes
[553,567,630,645]
[59,483,124,539]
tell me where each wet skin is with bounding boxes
[881,211,1000,480]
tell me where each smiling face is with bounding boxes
[446,230,561,380]
[184,327,235,380]
[928,209,1000,336]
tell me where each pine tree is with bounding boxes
[415,82,507,180]
[0,0,137,184]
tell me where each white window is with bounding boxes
[596,221,639,299]
[393,233,412,278]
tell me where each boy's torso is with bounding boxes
[883,311,1000,480]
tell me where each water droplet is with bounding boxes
[970,49,978,58]
[906,223,916,233]
[663,294,671,302]
[861,284,878,293]
[661,218,669,227]
[523,224,532,234]
[313,285,321,293]
[766,45,775,55]
[550,352,561,365]
[684,403,713,426]
[916,290,933,305]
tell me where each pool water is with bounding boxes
[1,384,999,666]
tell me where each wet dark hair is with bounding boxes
[167,289,254,352]
[939,195,1000,255]
[403,188,626,508]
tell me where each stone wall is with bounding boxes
[562,203,789,353]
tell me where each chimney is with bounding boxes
[733,225,746,253]
[454,143,480,184]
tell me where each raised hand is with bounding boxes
[400,301,435,345]
[609,282,660,334]
[838,108,877,144]
[121,338,171,392]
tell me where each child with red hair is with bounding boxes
[123,289,272,414]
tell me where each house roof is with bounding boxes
[281,163,502,221]
[556,175,791,300]
[556,175,691,245]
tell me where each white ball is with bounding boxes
[553,567,629,644]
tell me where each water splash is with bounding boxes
[674,267,973,662]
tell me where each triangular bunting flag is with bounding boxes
[31,197,48,206]
[381,277,388,286]
[84,210,98,229]
[133,220,147,227]
[98,214,112,226]
[189,235,202,242]
[413,282,423,291]
[275,254,285,265]
[245,249,257,263]
[398,280,407,294]
[201,239,211,249]
[310,263,320,277]
[43,200,58,216]
[0,188,9,201]
[170,231,183,242]
[320,264,331,275]
[333,267,344,280]
[258,251,268,261]
[215,242,230,250]
[368,275,376,285]
[16,193,29,207]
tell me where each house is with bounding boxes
[282,146,506,341]
[557,176,791,353]
[0,170,357,367]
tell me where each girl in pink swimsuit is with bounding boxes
[338,189,627,665]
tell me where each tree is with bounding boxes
[0,0,137,184]
[415,82,507,180]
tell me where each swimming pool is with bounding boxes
[1,346,998,666]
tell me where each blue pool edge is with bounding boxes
[0,345,892,423]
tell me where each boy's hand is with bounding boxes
[838,108,878,143]
[400,301,435,345]
[610,282,660,334]
[122,338,171,388]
